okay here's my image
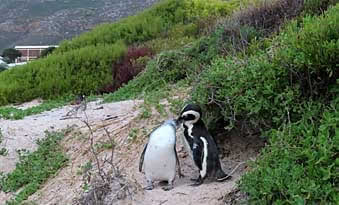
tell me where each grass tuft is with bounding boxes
[0,131,69,205]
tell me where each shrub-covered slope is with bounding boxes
[0,0,338,203]
[106,0,338,203]
[0,0,252,106]
[190,3,339,203]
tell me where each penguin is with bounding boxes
[177,104,231,186]
[139,119,182,191]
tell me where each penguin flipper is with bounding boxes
[139,143,148,172]
[192,142,203,171]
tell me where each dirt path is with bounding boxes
[0,99,264,205]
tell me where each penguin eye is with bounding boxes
[183,114,196,121]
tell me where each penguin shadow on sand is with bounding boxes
[139,104,233,191]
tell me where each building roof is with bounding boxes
[15,45,59,49]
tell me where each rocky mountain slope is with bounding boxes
[0,0,159,52]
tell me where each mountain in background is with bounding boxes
[0,0,159,53]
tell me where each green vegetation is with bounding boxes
[0,0,254,106]
[0,148,8,156]
[0,97,71,120]
[190,3,339,204]
[56,0,253,53]
[39,46,57,58]
[240,105,338,204]
[0,42,126,105]
[0,128,6,156]
[0,131,68,205]
[105,0,338,203]
[0,0,338,204]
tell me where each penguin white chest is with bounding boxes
[144,125,177,181]
[182,122,194,159]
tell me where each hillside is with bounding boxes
[0,0,338,204]
[0,0,159,52]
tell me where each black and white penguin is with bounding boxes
[177,104,230,186]
[139,119,182,191]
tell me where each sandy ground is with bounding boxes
[122,127,264,205]
[0,99,141,203]
[0,98,264,205]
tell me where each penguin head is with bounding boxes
[177,104,202,125]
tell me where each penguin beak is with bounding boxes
[176,116,183,125]
[173,119,178,127]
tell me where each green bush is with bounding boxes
[0,42,127,105]
[303,0,339,15]
[240,103,339,204]
[274,9,339,100]
[0,0,252,106]
[103,59,168,102]
[57,0,240,53]
[143,36,196,54]
[190,4,339,204]
[192,3,339,130]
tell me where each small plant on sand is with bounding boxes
[0,148,8,156]
[128,128,139,142]
[0,131,68,205]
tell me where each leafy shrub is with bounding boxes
[274,9,339,100]
[0,0,252,106]
[303,0,339,15]
[183,0,261,20]
[155,50,200,82]
[190,4,339,204]
[103,59,167,102]
[143,36,196,54]
[40,46,57,58]
[57,0,239,53]
[235,0,304,36]
[192,3,339,131]
[168,0,307,70]
[102,45,204,103]
[240,104,339,204]
[100,46,153,93]
[0,42,127,105]
[167,23,199,38]
[184,0,337,64]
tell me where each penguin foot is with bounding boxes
[145,179,154,190]
[189,177,203,186]
[190,177,200,182]
[189,181,203,187]
[144,185,154,190]
[162,185,174,191]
